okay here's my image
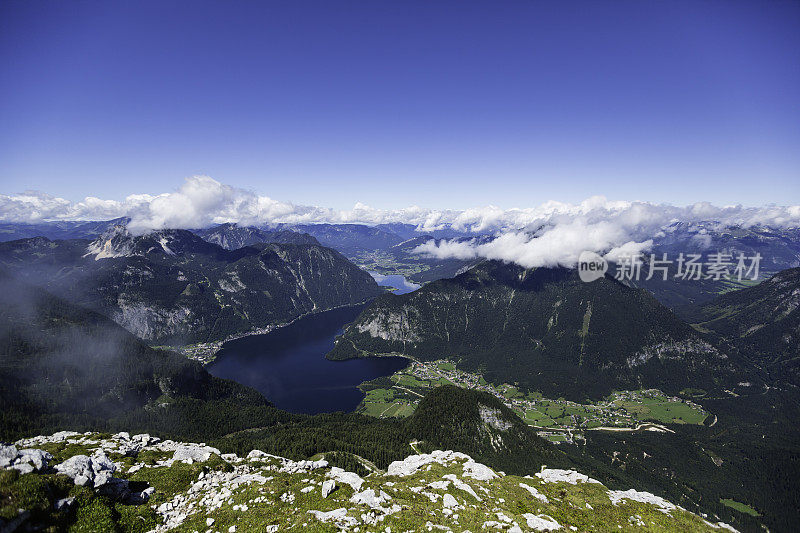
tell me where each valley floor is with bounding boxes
[358,360,710,444]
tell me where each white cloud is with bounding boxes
[411,198,800,268]
[1,176,799,267]
[414,222,653,269]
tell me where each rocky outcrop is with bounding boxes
[0,445,52,474]
[55,452,117,487]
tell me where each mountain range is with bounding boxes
[3,219,798,295]
[631,223,800,311]
[0,226,381,344]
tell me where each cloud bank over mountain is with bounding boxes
[2,175,799,268]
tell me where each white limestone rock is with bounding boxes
[608,489,679,514]
[519,482,549,503]
[462,460,498,481]
[523,513,562,531]
[55,452,117,488]
[327,466,365,491]
[308,508,358,528]
[0,445,52,473]
[350,488,392,510]
[535,468,600,485]
[0,445,18,468]
[442,474,481,501]
[442,493,461,509]
[321,479,336,498]
[172,444,220,463]
[387,450,471,477]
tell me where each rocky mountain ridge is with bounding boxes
[194,223,320,250]
[0,226,382,344]
[0,431,737,532]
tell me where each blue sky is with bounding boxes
[1,0,798,210]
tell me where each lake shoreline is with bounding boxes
[205,304,411,415]
[168,298,375,365]
[172,272,421,365]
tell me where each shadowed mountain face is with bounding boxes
[0,226,382,344]
[693,267,800,386]
[329,261,752,400]
[404,385,577,475]
[193,223,319,250]
[0,273,272,438]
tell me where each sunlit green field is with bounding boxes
[358,365,710,430]
[611,393,708,424]
[720,498,760,517]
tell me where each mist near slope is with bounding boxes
[0,271,214,435]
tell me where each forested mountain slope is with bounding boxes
[692,267,800,385]
[0,272,273,440]
[329,261,752,400]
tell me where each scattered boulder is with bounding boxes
[442,493,460,509]
[113,432,159,457]
[321,479,336,498]
[535,468,600,485]
[608,489,678,514]
[519,482,549,503]
[0,445,17,468]
[350,488,391,509]
[53,451,147,503]
[172,444,220,463]
[387,450,499,483]
[55,452,116,488]
[18,449,51,470]
[523,513,562,531]
[54,497,75,512]
[307,508,359,528]
[0,444,52,474]
[387,450,471,477]
[462,460,498,481]
[327,467,365,491]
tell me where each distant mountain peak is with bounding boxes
[84,224,135,260]
[194,223,319,250]
[85,225,218,260]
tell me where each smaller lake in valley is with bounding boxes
[369,272,421,294]
[207,304,409,414]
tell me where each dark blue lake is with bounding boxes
[207,304,409,414]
